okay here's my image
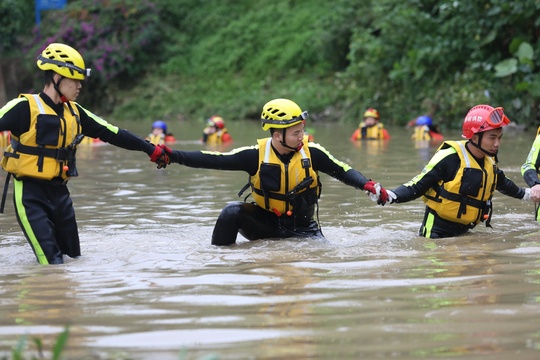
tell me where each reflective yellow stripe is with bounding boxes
[32,94,46,114]
[0,97,27,117]
[76,102,119,133]
[13,179,48,264]
[423,211,435,238]
[308,142,351,171]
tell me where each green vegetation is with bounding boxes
[3,327,69,360]
[2,326,220,360]
[1,0,539,128]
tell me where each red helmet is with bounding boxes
[208,115,225,129]
[461,104,510,139]
[363,108,380,119]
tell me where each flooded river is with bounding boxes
[1,119,539,359]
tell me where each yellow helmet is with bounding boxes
[261,98,309,131]
[363,108,380,119]
[36,43,91,80]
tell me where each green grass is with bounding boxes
[3,326,220,360]
[4,326,69,360]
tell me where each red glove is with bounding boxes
[149,145,170,169]
[364,180,394,206]
[149,145,161,162]
[378,186,389,205]
[363,180,378,195]
[158,144,173,157]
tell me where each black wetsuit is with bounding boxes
[168,142,372,245]
[0,92,155,264]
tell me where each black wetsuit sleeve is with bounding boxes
[169,146,259,175]
[521,134,540,187]
[496,168,525,199]
[0,98,31,136]
[523,168,540,188]
[77,104,155,155]
[392,150,460,203]
[308,143,371,189]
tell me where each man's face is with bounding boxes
[276,122,305,151]
[364,116,377,126]
[476,128,503,155]
[57,75,81,101]
[204,125,217,135]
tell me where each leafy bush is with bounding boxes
[114,0,346,122]
[342,0,540,127]
[4,0,539,127]
[0,0,34,54]
[22,0,163,113]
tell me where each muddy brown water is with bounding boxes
[1,120,539,359]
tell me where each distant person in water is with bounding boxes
[350,108,390,140]
[146,120,175,145]
[410,115,444,143]
[377,104,533,239]
[158,98,390,246]
[201,115,233,145]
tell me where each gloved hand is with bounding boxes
[158,144,173,157]
[149,145,170,169]
[363,180,380,201]
[364,181,396,205]
[378,189,397,206]
[522,187,532,201]
[530,184,540,202]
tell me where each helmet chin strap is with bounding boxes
[469,133,497,157]
[52,75,68,103]
[279,128,303,151]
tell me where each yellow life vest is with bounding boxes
[411,126,432,141]
[422,140,497,226]
[357,122,385,139]
[146,133,165,145]
[206,128,230,145]
[250,136,320,216]
[1,94,82,181]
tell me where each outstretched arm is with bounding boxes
[309,143,370,188]
[77,104,171,168]
[496,168,526,199]
[77,104,155,155]
[162,145,259,174]
[392,149,459,203]
[308,143,389,203]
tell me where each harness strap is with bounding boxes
[0,173,11,214]
[423,192,442,203]
[425,184,486,210]
[484,199,493,228]
[438,188,486,210]
[13,142,72,161]
[252,187,288,201]
[238,181,250,198]
[437,187,486,220]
